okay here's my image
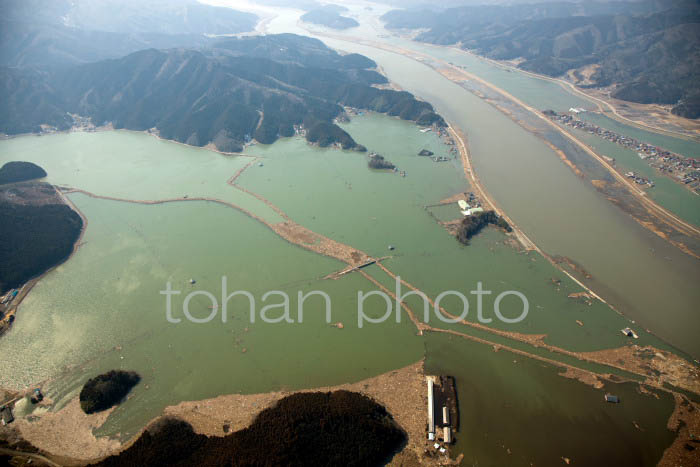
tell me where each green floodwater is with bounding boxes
[424,332,676,467]
[0,116,674,447]
[428,203,461,222]
[0,131,283,223]
[0,194,423,438]
[241,114,673,354]
[270,15,700,358]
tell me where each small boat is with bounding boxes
[620,327,638,339]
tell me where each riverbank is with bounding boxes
[347,35,700,258]
[451,46,700,140]
[6,334,697,466]
[439,66,700,258]
[4,360,440,466]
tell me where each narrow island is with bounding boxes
[79,370,141,414]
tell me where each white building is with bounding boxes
[427,379,435,436]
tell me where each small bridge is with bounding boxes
[325,256,392,280]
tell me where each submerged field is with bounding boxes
[0,115,688,460]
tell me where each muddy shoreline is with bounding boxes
[3,361,440,466]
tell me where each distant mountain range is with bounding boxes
[0,0,257,67]
[381,1,700,118]
[1,34,444,151]
[2,0,258,35]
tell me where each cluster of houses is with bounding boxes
[0,289,18,306]
[624,171,654,187]
[292,124,307,138]
[0,288,19,319]
[68,113,95,132]
[546,111,699,193]
[0,288,21,332]
[436,127,459,158]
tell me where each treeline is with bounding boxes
[95,391,406,466]
[0,161,47,185]
[79,370,141,414]
[368,154,395,170]
[0,196,83,293]
[456,210,512,245]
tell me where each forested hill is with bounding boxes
[0,179,83,294]
[0,162,47,185]
[381,1,700,118]
[1,35,444,151]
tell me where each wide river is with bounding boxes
[259,4,700,358]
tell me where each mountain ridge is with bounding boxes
[381,1,700,117]
[1,35,445,151]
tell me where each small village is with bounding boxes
[623,170,654,187]
[545,110,700,193]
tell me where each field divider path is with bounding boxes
[6,136,697,446]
